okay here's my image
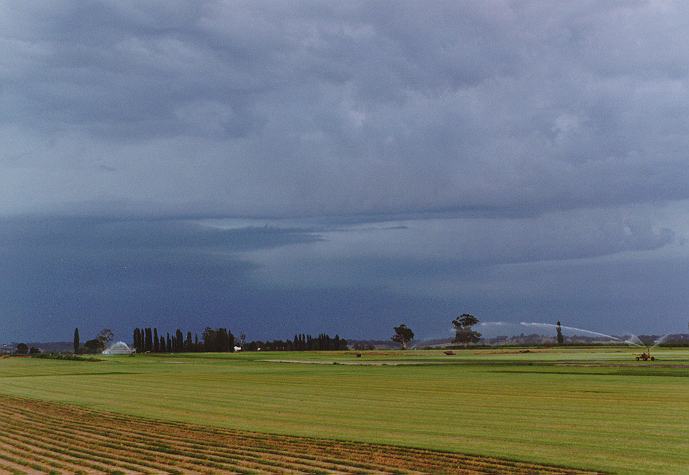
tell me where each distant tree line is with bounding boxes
[131,328,346,352]
[132,327,235,353]
[244,333,347,351]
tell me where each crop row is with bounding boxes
[0,395,598,474]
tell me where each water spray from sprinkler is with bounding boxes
[651,333,672,349]
[623,334,645,347]
[519,322,627,343]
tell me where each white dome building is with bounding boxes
[102,341,135,355]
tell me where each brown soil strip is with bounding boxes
[0,395,601,474]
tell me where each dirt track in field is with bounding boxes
[0,395,599,474]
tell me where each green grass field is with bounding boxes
[0,347,687,474]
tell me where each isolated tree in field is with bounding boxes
[556,321,564,345]
[452,313,481,347]
[73,328,80,354]
[391,324,414,349]
[15,343,28,355]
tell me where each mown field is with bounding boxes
[0,347,687,474]
[0,395,593,474]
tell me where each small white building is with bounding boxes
[102,341,135,355]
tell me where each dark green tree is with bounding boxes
[153,328,160,352]
[175,329,184,352]
[556,321,564,345]
[73,328,80,354]
[145,328,153,352]
[218,328,229,351]
[133,328,144,353]
[228,329,235,351]
[83,338,104,354]
[203,327,215,352]
[15,343,29,355]
[391,324,414,349]
[132,328,138,352]
[452,313,482,347]
[97,329,113,348]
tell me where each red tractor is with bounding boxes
[636,350,655,361]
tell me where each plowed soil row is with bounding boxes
[0,396,598,474]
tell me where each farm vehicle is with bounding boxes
[635,350,655,361]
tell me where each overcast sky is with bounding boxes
[2,0,689,342]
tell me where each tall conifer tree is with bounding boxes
[73,328,80,354]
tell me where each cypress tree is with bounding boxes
[145,328,153,352]
[175,329,184,352]
[73,328,80,354]
[153,328,160,352]
[134,328,139,352]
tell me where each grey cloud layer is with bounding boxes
[2,1,689,340]
[3,1,689,217]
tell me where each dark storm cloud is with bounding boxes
[0,217,321,340]
[2,1,689,340]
